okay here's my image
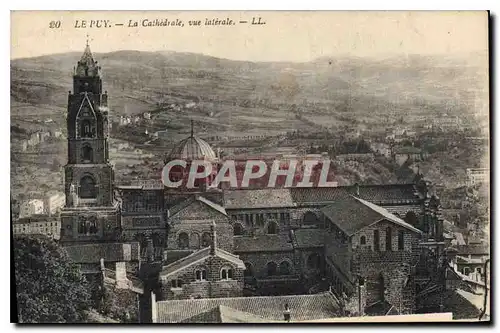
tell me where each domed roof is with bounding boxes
[167,135,217,162]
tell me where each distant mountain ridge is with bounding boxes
[11,49,488,131]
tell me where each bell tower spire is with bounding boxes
[61,41,119,246]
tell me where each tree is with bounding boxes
[14,235,91,323]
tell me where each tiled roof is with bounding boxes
[160,247,244,278]
[364,300,399,316]
[321,196,422,236]
[64,243,133,264]
[156,293,341,323]
[234,233,293,253]
[168,195,227,217]
[290,187,351,204]
[292,229,324,248]
[196,196,227,216]
[168,196,196,216]
[354,197,422,234]
[180,305,270,323]
[456,245,489,256]
[224,189,295,209]
[290,184,418,205]
[165,250,195,265]
[418,289,483,320]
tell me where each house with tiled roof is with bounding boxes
[159,222,245,300]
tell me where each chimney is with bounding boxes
[210,221,217,255]
[151,292,158,323]
[146,236,154,263]
[100,258,105,279]
[283,303,291,322]
[115,261,129,289]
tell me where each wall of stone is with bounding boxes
[235,251,296,279]
[159,256,244,300]
[351,224,419,314]
[68,138,108,164]
[60,208,120,243]
[64,164,114,207]
[351,221,421,268]
[297,248,324,278]
[226,207,323,236]
[168,220,233,253]
[168,200,234,252]
[324,228,351,280]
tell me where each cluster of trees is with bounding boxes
[14,235,91,323]
[307,139,372,155]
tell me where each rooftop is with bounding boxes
[291,228,324,248]
[224,184,419,209]
[234,233,293,253]
[418,288,484,320]
[64,243,135,264]
[160,246,245,278]
[180,305,270,323]
[168,195,227,217]
[321,196,422,236]
[155,292,341,323]
[224,188,295,209]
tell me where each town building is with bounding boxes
[44,191,66,216]
[13,214,61,240]
[19,199,44,218]
[466,168,489,187]
[392,146,426,166]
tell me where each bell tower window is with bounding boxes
[79,119,96,138]
[77,217,98,235]
[82,144,93,163]
[79,175,97,199]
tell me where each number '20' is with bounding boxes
[49,21,61,28]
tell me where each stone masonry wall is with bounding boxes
[159,256,244,300]
[236,251,295,279]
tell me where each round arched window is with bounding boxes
[279,261,291,275]
[244,262,254,277]
[178,232,189,249]
[267,222,278,234]
[267,262,278,276]
[307,253,321,270]
[233,223,244,236]
[79,175,97,198]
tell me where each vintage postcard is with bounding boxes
[11,11,490,324]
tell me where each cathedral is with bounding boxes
[60,44,448,320]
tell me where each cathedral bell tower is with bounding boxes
[60,41,121,245]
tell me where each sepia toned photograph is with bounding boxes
[10,11,490,323]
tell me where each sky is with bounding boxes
[11,11,488,62]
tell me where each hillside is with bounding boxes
[10,50,489,203]
[11,50,488,139]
